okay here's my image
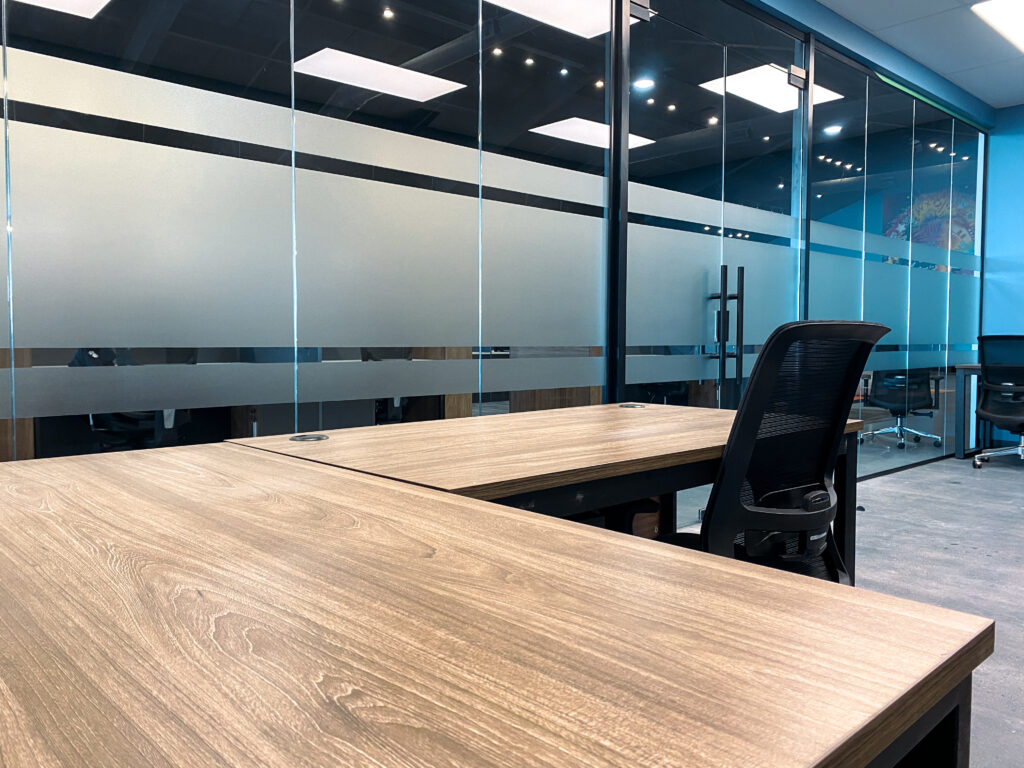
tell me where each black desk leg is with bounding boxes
[658,493,677,538]
[867,675,972,768]
[955,367,967,459]
[834,432,858,586]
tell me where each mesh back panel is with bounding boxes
[745,338,863,506]
[979,336,1024,433]
[868,370,933,413]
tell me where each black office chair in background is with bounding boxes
[973,335,1024,468]
[863,369,942,449]
[660,321,889,584]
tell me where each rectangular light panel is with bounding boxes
[972,0,1024,54]
[294,49,466,103]
[700,64,844,113]
[530,118,655,149]
[13,0,111,18]
[485,0,635,39]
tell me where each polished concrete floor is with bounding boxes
[856,455,1023,768]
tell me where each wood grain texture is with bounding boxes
[0,444,990,767]
[231,403,864,499]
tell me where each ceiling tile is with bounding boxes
[872,7,1022,74]
[816,0,962,32]
[947,57,1024,108]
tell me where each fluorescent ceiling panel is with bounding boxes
[294,49,466,102]
[700,64,843,113]
[530,117,655,149]
[13,0,111,18]
[972,0,1024,54]
[485,0,637,39]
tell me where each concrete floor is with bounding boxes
[856,454,1024,768]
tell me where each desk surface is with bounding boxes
[232,404,864,499]
[0,444,992,768]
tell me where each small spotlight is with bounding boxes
[834,160,842,166]
[816,194,823,199]
[633,78,655,90]
[777,183,785,190]
[818,155,826,161]
[728,233,734,238]
[744,233,750,239]
[825,157,832,163]
[845,163,853,170]
[717,229,723,234]
[708,115,719,126]
[704,226,711,231]
[667,104,676,112]
[937,146,945,152]
[762,136,770,142]
[962,155,970,161]
[646,97,655,105]
[595,79,604,88]
[929,143,937,148]
[382,6,394,19]
[560,67,569,76]
[856,167,863,172]
[492,47,503,56]
[525,57,535,66]
[824,125,842,136]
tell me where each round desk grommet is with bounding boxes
[290,434,330,442]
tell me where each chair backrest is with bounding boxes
[868,369,933,413]
[701,321,889,566]
[978,336,1024,434]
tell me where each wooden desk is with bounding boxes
[0,444,992,767]
[232,404,866,581]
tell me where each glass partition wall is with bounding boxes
[0,0,984,479]
[808,49,984,474]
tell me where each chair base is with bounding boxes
[864,415,942,450]
[973,436,1024,468]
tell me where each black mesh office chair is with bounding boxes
[973,335,1024,468]
[863,369,942,449]
[660,321,889,584]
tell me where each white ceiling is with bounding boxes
[815,0,1024,109]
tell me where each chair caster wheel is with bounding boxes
[913,435,921,443]
[897,442,906,449]
[973,458,983,469]
[858,436,864,445]
[933,440,942,448]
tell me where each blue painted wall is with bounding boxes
[983,105,1024,335]
[749,0,996,130]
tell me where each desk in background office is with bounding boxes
[232,403,865,583]
[0,443,993,767]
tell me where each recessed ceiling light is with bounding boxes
[744,233,750,239]
[646,98,655,105]
[845,163,853,169]
[708,115,719,126]
[667,104,677,112]
[525,57,535,66]
[294,49,466,102]
[560,67,569,76]
[816,194,823,198]
[834,160,843,166]
[700,64,843,113]
[12,0,111,18]
[493,47,504,56]
[972,0,1024,54]
[824,125,843,136]
[704,226,711,231]
[634,78,656,90]
[777,183,785,189]
[763,136,770,142]
[929,142,937,148]
[595,79,605,88]
[962,155,971,160]
[529,117,655,149]
[825,157,832,162]
[937,146,945,152]
[485,0,642,39]
[382,6,394,19]
[856,167,863,171]
[818,155,826,160]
